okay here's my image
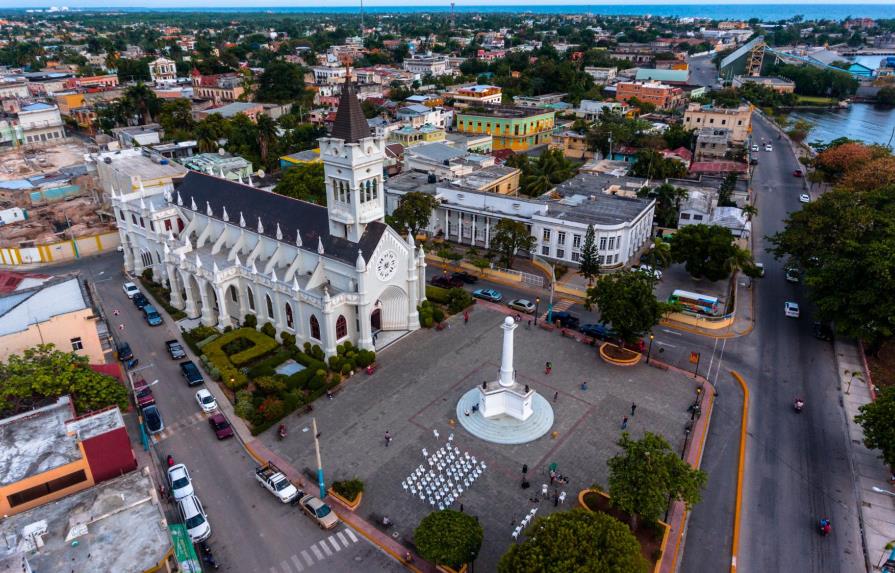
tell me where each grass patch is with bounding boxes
[795,95,837,105]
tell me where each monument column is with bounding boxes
[499,316,517,387]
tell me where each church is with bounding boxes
[110,82,425,356]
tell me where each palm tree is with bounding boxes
[741,204,758,220]
[123,83,159,125]
[723,246,756,277]
[644,236,672,268]
[256,115,277,168]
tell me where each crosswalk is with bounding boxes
[269,528,360,573]
[152,410,207,443]
[538,298,574,322]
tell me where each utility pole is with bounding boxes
[312,418,326,499]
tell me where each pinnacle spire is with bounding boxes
[330,71,372,143]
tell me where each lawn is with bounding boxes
[795,95,838,106]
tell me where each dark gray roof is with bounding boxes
[547,173,653,226]
[330,80,372,143]
[175,171,385,264]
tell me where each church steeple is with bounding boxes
[330,77,372,143]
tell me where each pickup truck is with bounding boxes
[297,493,339,530]
[255,462,300,503]
[166,340,186,359]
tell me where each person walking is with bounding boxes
[113,309,120,316]
[630,402,637,416]
[545,361,552,375]
[553,391,559,402]
[464,310,469,324]
[621,416,628,430]
[384,430,392,447]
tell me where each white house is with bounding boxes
[149,57,178,84]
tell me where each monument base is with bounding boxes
[455,388,554,445]
[479,380,534,421]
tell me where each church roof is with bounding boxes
[330,79,372,143]
[174,171,386,265]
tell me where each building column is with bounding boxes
[215,284,233,329]
[132,246,145,276]
[322,301,337,358]
[197,278,216,327]
[457,212,463,242]
[485,217,491,249]
[357,302,373,350]
[167,263,184,309]
[181,271,200,319]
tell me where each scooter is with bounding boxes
[126,358,139,370]
[166,455,175,467]
[199,542,220,569]
[794,398,804,413]
[277,424,287,441]
[818,518,831,536]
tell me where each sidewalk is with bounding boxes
[836,339,895,572]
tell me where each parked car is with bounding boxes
[195,389,217,413]
[431,275,463,288]
[132,292,149,309]
[132,378,155,409]
[764,144,773,152]
[472,288,502,302]
[507,299,536,314]
[177,494,211,542]
[785,267,800,283]
[143,304,163,326]
[122,282,140,299]
[813,322,834,341]
[117,342,134,362]
[749,158,759,166]
[451,271,479,284]
[754,262,765,277]
[799,193,810,203]
[551,311,580,329]
[166,340,186,359]
[580,323,615,340]
[255,461,300,503]
[208,413,234,440]
[784,301,800,318]
[297,493,339,530]
[635,264,663,280]
[180,360,204,386]
[167,463,194,501]
[142,405,164,434]
[751,144,759,152]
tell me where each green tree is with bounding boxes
[608,432,707,528]
[255,61,310,104]
[855,386,895,466]
[671,224,754,281]
[586,271,670,345]
[717,173,738,207]
[579,224,601,284]
[414,510,483,569]
[662,122,695,150]
[116,57,151,82]
[0,344,128,415]
[195,113,229,153]
[273,162,326,204]
[641,236,672,269]
[638,183,688,229]
[877,86,895,106]
[490,219,536,269]
[629,149,688,179]
[388,192,439,237]
[157,99,195,141]
[255,114,278,168]
[123,82,160,125]
[498,509,649,573]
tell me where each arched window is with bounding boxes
[285,303,294,329]
[336,315,347,339]
[229,286,237,302]
[310,315,321,340]
[372,178,378,200]
[247,287,255,311]
[265,294,274,318]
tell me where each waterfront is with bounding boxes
[789,103,895,148]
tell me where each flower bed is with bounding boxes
[138,277,187,320]
[579,489,669,569]
[330,479,364,510]
[599,342,642,366]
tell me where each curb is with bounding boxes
[728,370,750,573]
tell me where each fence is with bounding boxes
[0,230,120,266]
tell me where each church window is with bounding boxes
[336,315,347,339]
[247,288,255,311]
[310,315,321,340]
[372,178,378,200]
[266,294,274,318]
[285,303,294,329]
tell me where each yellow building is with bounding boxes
[455,107,555,151]
[682,103,752,144]
[55,92,86,115]
[388,124,446,148]
[550,130,594,160]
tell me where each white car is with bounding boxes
[178,494,211,542]
[784,301,800,318]
[764,144,773,152]
[167,464,194,501]
[195,389,218,413]
[751,144,759,152]
[636,264,663,280]
[122,282,140,299]
[799,193,810,203]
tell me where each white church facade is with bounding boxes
[109,82,425,356]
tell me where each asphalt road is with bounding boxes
[689,54,722,89]
[44,254,401,573]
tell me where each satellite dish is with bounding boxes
[257,169,265,178]
[218,148,226,156]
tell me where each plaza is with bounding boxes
[268,306,701,570]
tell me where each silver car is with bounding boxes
[507,298,536,314]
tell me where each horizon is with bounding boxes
[5,0,895,8]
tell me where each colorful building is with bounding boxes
[388,124,446,148]
[455,106,555,151]
[615,81,684,110]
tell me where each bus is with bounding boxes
[668,290,721,316]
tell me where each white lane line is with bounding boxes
[291,554,305,572]
[280,559,293,573]
[310,545,324,560]
[319,540,333,557]
[345,528,359,542]
[328,536,342,551]
[656,341,677,348]
[661,328,683,336]
[301,550,314,566]
[336,530,350,547]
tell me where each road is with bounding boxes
[46,253,401,573]
[689,53,722,89]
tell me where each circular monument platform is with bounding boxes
[456,388,555,445]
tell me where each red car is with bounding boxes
[792,169,803,177]
[208,413,234,440]
[132,378,155,408]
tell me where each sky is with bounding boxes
[6,0,894,7]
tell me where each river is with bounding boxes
[788,104,895,148]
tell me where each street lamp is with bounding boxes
[646,333,655,364]
[534,297,541,326]
[873,486,895,497]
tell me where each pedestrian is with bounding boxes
[527,319,532,328]
[460,503,464,513]
[384,430,392,447]
[553,391,558,402]
[631,402,637,416]
[118,323,125,331]
[545,361,552,375]
[580,381,588,391]
[549,470,556,484]
[464,409,470,417]
[621,416,628,430]
[464,310,469,324]
[113,309,120,316]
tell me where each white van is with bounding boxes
[178,494,211,542]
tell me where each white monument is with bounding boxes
[479,316,535,420]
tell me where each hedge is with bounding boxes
[426,285,451,304]
[139,277,187,320]
[204,328,280,367]
[332,479,364,502]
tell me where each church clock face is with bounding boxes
[376,250,398,281]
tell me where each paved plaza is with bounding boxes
[267,306,702,570]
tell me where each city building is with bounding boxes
[550,130,593,160]
[196,101,264,122]
[403,142,495,180]
[388,124,446,148]
[513,93,567,109]
[0,276,105,362]
[584,66,618,83]
[109,82,425,356]
[634,68,690,85]
[279,148,321,170]
[575,100,629,121]
[615,81,685,110]
[148,57,178,84]
[180,152,254,181]
[396,104,451,129]
[63,75,119,89]
[732,76,796,94]
[112,124,163,148]
[454,106,555,151]
[695,127,732,161]
[91,147,188,204]
[190,70,245,104]
[0,396,137,516]
[683,103,752,144]
[311,65,349,85]
[403,53,451,77]
[17,102,66,146]
[444,84,503,107]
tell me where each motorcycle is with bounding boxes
[794,398,804,413]
[818,518,831,536]
[166,455,175,467]
[199,542,220,569]
[126,358,139,370]
[277,424,287,441]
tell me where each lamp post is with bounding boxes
[646,333,655,364]
[534,297,541,326]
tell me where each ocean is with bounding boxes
[38,4,895,22]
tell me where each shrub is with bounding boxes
[355,349,376,368]
[281,332,296,348]
[285,369,312,391]
[206,328,279,367]
[310,345,325,361]
[328,356,342,370]
[222,336,255,356]
[447,288,474,314]
[309,373,327,391]
[235,390,255,419]
[258,396,286,421]
[246,348,294,378]
[141,268,153,282]
[332,479,364,502]
[255,375,287,395]
[189,325,219,341]
[431,306,445,323]
[426,285,451,304]
[260,322,277,339]
[421,313,434,328]
[303,341,312,353]
[243,314,258,328]
[341,363,352,375]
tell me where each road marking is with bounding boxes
[280,559,293,573]
[290,554,305,571]
[301,550,314,566]
[336,530,350,547]
[328,536,342,551]
[656,341,677,348]
[344,528,358,542]
[318,540,333,557]
[310,545,324,560]
[661,328,682,336]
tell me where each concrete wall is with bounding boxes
[0,308,105,362]
[0,231,120,266]
[0,447,95,516]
